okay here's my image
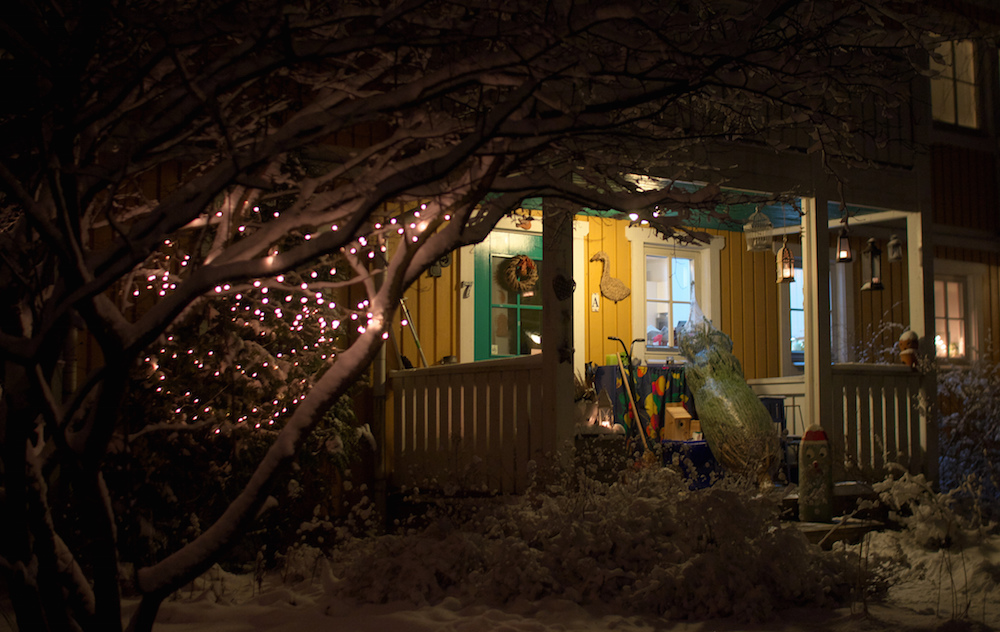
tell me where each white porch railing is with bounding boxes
[751,365,932,478]
[388,354,546,494]
[389,359,932,494]
[830,363,930,478]
[747,375,808,436]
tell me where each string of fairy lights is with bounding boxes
[131,200,448,435]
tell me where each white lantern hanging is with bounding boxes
[777,237,795,284]
[887,234,903,262]
[743,207,773,252]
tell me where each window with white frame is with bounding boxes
[626,226,723,364]
[935,277,967,359]
[930,40,978,128]
[780,247,854,374]
[643,252,695,349]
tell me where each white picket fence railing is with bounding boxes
[389,359,934,494]
[388,354,546,494]
[829,363,931,477]
[751,364,933,478]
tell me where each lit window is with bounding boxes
[789,262,805,367]
[930,40,978,128]
[627,225,721,365]
[935,278,966,359]
[644,253,695,349]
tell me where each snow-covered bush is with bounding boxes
[937,358,1000,514]
[873,468,997,549]
[325,467,856,623]
[106,386,366,572]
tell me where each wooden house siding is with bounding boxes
[716,229,781,380]
[582,216,634,367]
[392,258,461,369]
[932,144,998,232]
[846,236,912,358]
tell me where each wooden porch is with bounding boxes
[384,356,935,494]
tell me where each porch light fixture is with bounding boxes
[776,237,795,284]
[744,207,773,252]
[836,222,852,263]
[887,234,903,262]
[860,238,883,291]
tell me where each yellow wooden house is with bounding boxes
[381,30,1000,495]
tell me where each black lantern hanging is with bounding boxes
[860,238,883,291]
[777,237,795,284]
[836,226,852,263]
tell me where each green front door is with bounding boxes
[474,231,543,360]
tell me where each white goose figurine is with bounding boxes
[590,251,630,303]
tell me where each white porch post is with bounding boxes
[542,201,576,454]
[909,173,939,484]
[801,193,834,444]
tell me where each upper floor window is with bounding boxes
[930,40,978,128]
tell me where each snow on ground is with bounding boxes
[4,468,998,631]
[133,468,1000,631]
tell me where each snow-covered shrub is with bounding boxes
[107,387,366,572]
[873,469,996,550]
[937,358,1000,514]
[856,469,1000,625]
[326,467,856,622]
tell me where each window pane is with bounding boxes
[946,280,963,318]
[790,309,805,352]
[956,82,978,128]
[672,258,693,302]
[954,40,975,83]
[519,259,543,306]
[948,318,965,357]
[935,317,948,357]
[491,307,517,355]
[935,280,946,316]
[646,255,670,300]
[672,303,691,346]
[934,41,955,72]
[491,256,512,304]
[931,79,955,124]
[790,269,804,307]
[646,303,670,346]
[519,308,543,354]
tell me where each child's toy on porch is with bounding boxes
[676,289,779,488]
[798,425,834,522]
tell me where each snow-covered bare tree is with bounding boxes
[0,0,989,629]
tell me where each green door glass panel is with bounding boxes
[475,231,543,360]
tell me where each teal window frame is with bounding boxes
[474,232,544,360]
